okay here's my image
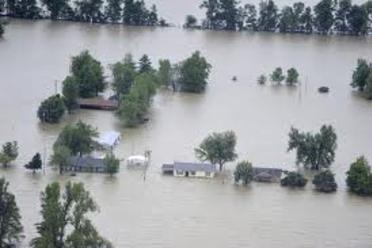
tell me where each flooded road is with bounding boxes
[1,18,372,247]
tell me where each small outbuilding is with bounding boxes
[252,167,283,183]
[64,156,107,173]
[95,131,121,150]
[162,162,217,178]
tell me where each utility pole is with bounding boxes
[54,80,58,95]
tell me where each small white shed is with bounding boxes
[95,131,121,150]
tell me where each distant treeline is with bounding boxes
[184,0,372,36]
[0,0,168,26]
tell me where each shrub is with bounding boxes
[281,171,308,187]
[312,170,337,193]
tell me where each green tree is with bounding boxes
[292,2,305,31]
[351,58,370,91]
[16,0,41,18]
[347,5,368,35]
[281,171,308,187]
[288,125,337,170]
[71,50,106,98]
[31,182,112,247]
[37,94,66,124]
[111,59,136,97]
[53,121,98,156]
[0,141,19,168]
[0,178,23,246]
[184,14,198,28]
[219,0,238,30]
[104,153,120,176]
[245,4,257,30]
[195,131,238,171]
[314,0,334,34]
[279,6,295,33]
[41,0,71,19]
[365,71,372,99]
[257,0,278,31]
[257,74,267,84]
[24,153,42,173]
[74,0,104,22]
[157,59,172,87]
[50,145,71,174]
[234,161,253,185]
[270,67,285,84]
[0,22,4,37]
[200,0,220,29]
[179,51,211,93]
[312,170,337,192]
[346,156,372,196]
[300,6,313,33]
[286,68,299,85]
[334,0,351,33]
[104,0,123,23]
[138,54,153,74]
[62,76,79,113]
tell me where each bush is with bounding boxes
[346,156,372,196]
[312,170,337,193]
[234,161,253,185]
[37,94,66,123]
[281,171,308,188]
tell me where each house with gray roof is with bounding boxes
[162,162,217,178]
[252,167,283,183]
[63,156,108,173]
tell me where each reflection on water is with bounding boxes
[1,19,372,247]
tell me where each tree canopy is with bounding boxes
[346,156,372,196]
[62,76,79,112]
[0,141,19,167]
[286,68,299,86]
[104,153,120,176]
[234,161,253,185]
[312,170,337,192]
[195,130,238,171]
[24,153,42,173]
[281,171,308,187]
[53,121,98,156]
[288,125,337,170]
[270,67,285,84]
[0,178,23,247]
[50,145,71,174]
[37,94,66,123]
[31,182,112,247]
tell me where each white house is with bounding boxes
[162,162,217,178]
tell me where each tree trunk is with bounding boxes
[219,163,223,172]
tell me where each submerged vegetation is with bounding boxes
[346,156,372,196]
[351,58,372,99]
[281,171,308,187]
[193,0,372,36]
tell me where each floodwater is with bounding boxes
[1,15,372,248]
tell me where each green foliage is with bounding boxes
[53,121,98,156]
[37,94,66,123]
[257,74,267,84]
[41,0,72,19]
[234,161,253,185]
[104,0,122,23]
[351,59,371,91]
[286,68,299,85]
[71,50,105,98]
[74,0,104,23]
[0,22,4,37]
[195,130,238,171]
[118,73,157,127]
[347,5,368,35]
[0,178,23,246]
[288,125,337,170]
[62,76,79,112]
[0,141,19,167]
[334,0,351,33]
[365,72,372,99]
[346,156,372,196]
[157,59,172,87]
[123,0,159,26]
[185,14,198,28]
[312,170,337,192]
[111,58,137,97]
[24,153,42,173]
[245,4,257,30]
[279,6,295,33]
[179,51,211,93]
[258,0,278,31]
[31,182,112,248]
[270,67,285,84]
[281,171,308,187]
[104,153,120,176]
[50,145,71,174]
[314,0,334,34]
[138,54,153,74]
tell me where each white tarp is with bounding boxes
[95,131,121,149]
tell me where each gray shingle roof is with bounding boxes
[69,156,105,168]
[173,162,217,173]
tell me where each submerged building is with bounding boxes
[252,167,283,183]
[162,162,217,178]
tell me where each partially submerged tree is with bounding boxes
[50,145,71,174]
[138,54,153,74]
[62,76,79,112]
[351,59,370,91]
[270,67,285,84]
[288,125,337,170]
[53,121,98,156]
[0,141,19,168]
[0,178,23,247]
[234,161,253,185]
[257,74,267,84]
[281,171,308,187]
[37,94,66,123]
[184,14,198,28]
[312,170,337,193]
[24,153,42,173]
[178,51,211,93]
[286,68,299,86]
[31,182,112,247]
[346,156,372,196]
[195,131,238,171]
[157,59,172,87]
[111,58,137,97]
[104,153,120,176]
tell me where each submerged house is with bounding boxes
[94,131,121,151]
[63,156,107,173]
[252,167,283,183]
[162,162,217,178]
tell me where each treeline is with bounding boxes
[185,0,372,36]
[0,0,167,26]
[37,50,212,127]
